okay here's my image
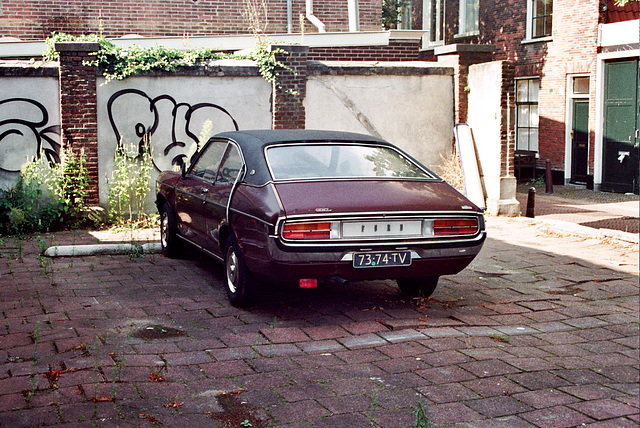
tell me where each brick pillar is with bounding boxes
[435,44,495,124]
[270,45,309,130]
[56,42,100,206]
[500,61,516,179]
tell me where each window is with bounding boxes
[458,0,479,35]
[215,144,243,185]
[423,0,445,46]
[527,0,553,39]
[516,78,540,152]
[266,144,434,181]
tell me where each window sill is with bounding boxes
[522,36,553,45]
[420,40,444,51]
[454,31,479,39]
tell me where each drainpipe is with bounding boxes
[287,0,293,33]
[306,0,326,32]
[348,0,359,32]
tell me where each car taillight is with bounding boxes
[433,219,478,236]
[282,222,334,240]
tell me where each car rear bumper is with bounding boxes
[242,233,485,284]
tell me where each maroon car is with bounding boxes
[156,130,485,307]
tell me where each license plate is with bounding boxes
[353,251,412,268]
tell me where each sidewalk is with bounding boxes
[516,184,639,242]
[0,192,638,427]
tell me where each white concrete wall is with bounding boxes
[0,77,60,189]
[468,60,520,216]
[467,61,502,199]
[96,75,272,206]
[305,71,454,171]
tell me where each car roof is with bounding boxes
[210,129,395,186]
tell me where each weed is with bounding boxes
[128,243,145,260]
[411,400,435,428]
[107,138,154,227]
[489,333,510,343]
[26,322,43,403]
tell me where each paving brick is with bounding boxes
[570,398,638,420]
[465,395,534,417]
[417,382,480,403]
[460,360,520,378]
[520,405,595,427]
[269,399,331,424]
[514,387,580,409]
[425,402,484,424]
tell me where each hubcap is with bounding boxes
[226,250,238,294]
[160,212,168,248]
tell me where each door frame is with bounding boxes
[595,49,640,191]
[565,74,591,185]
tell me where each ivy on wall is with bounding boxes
[43,33,289,86]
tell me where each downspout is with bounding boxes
[348,0,359,32]
[306,0,326,33]
[287,0,293,33]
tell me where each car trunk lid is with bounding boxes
[273,180,480,216]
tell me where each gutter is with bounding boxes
[306,0,326,33]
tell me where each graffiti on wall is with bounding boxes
[0,98,60,174]
[106,89,239,171]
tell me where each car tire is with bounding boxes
[397,276,439,298]
[160,202,180,258]
[224,235,257,307]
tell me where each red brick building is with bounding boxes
[0,0,382,39]
[407,0,639,192]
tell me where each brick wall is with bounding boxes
[0,0,381,40]
[308,40,425,62]
[56,42,100,205]
[271,45,308,130]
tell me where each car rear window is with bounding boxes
[266,144,434,181]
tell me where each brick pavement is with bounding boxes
[0,216,638,427]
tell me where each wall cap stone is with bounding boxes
[0,60,58,76]
[434,43,496,56]
[55,41,101,53]
[308,60,453,76]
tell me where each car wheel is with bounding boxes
[160,203,180,257]
[397,276,439,298]
[224,236,256,307]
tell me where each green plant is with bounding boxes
[43,32,292,90]
[383,0,410,29]
[128,242,145,260]
[107,139,154,227]
[529,175,545,188]
[0,147,90,237]
[489,333,510,343]
[411,400,435,428]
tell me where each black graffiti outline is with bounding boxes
[107,89,239,170]
[0,98,61,173]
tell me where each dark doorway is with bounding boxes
[602,58,639,194]
[571,99,589,184]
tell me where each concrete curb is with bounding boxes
[510,216,639,244]
[44,242,162,257]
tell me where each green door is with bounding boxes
[571,99,589,183]
[602,58,639,194]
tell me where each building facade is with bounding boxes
[409,0,639,193]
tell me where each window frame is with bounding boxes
[515,77,541,153]
[422,0,445,48]
[457,0,479,37]
[524,0,553,42]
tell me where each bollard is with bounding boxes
[545,159,553,194]
[526,187,536,218]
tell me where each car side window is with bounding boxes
[190,141,227,182]
[215,144,243,185]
